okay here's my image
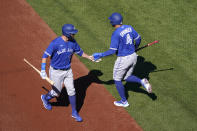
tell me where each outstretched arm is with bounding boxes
[92,49,116,61]
[102,49,116,57]
[92,32,118,61]
[82,52,94,61]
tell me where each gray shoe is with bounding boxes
[141,78,152,93]
[114,100,129,107]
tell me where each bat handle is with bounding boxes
[24,58,54,85]
[45,77,54,85]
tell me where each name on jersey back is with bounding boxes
[120,28,132,37]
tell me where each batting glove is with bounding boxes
[40,70,47,79]
[92,53,103,61]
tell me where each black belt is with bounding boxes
[53,67,70,71]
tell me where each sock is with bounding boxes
[114,80,126,102]
[69,95,77,112]
[45,92,53,101]
[125,75,142,84]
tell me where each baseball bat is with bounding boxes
[135,40,159,52]
[23,58,54,85]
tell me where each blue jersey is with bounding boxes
[110,25,140,56]
[43,37,83,69]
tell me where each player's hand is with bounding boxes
[40,70,47,79]
[89,56,94,61]
[92,53,103,61]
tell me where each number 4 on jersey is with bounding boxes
[126,34,133,45]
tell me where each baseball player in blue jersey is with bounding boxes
[40,24,93,122]
[92,13,152,107]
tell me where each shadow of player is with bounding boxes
[75,70,113,112]
[45,56,174,109]
[49,70,113,112]
[41,86,70,107]
[51,87,70,107]
[125,56,158,100]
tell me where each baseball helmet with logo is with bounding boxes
[62,24,78,38]
[108,12,123,26]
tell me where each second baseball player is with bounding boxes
[92,13,152,107]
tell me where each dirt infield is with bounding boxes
[0,0,142,130]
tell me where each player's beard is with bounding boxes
[68,35,75,42]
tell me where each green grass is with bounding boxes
[26,0,197,130]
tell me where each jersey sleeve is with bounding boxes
[74,42,83,56]
[43,42,54,58]
[109,31,119,50]
[132,28,141,49]
[132,28,140,41]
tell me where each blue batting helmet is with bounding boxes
[62,24,78,38]
[108,13,123,26]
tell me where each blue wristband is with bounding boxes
[41,63,46,70]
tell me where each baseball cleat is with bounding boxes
[41,95,52,110]
[141,78,152,93]
[114,100,129,107]
[72,111,83,122]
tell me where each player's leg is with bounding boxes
[125,75,152,93]
[64,69,82,122]
[113,56,131,107]
[123,53,141,83]
[41,67,64,110]
[114,80,129,107]
[124,53,152,93]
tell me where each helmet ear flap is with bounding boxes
[63,32,72,39]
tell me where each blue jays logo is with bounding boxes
[57,48,73,55]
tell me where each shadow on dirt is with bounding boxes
[45,69,113,112]
[74,70,113,111]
